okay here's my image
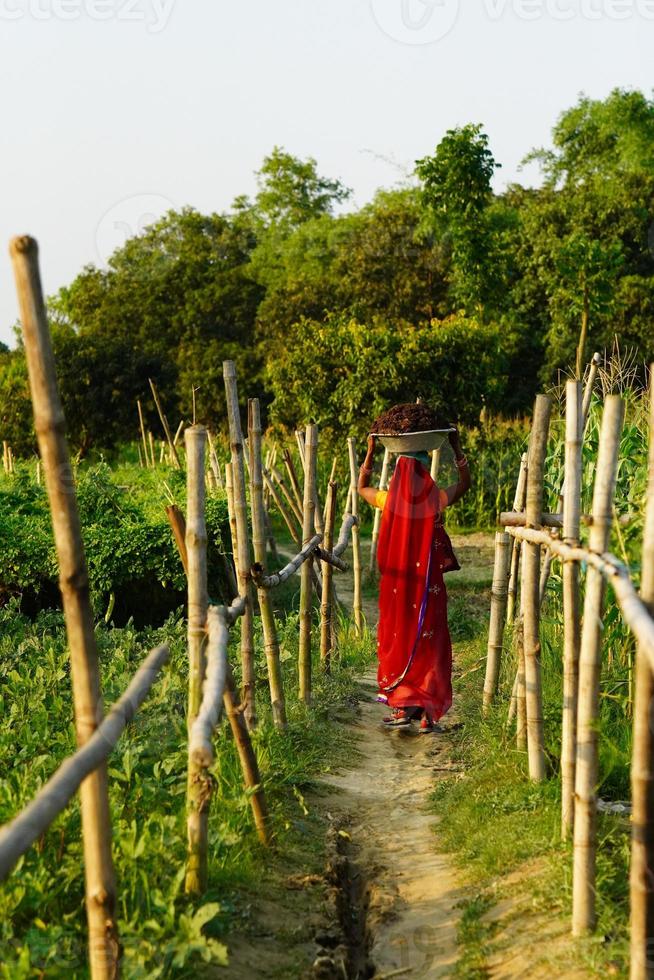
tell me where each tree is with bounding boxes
[253,147,351,230]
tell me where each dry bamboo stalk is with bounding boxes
[248,399,286,730]
[137,444,144,468]
[148,431,156,468]
[582,351,602,423]
[369,448,391,575]
[223,361,257,730]
[348,438,363,635]
[263,469,301,546]
[320,481,337,672]
[482,532,511,712]
[561,381,583,841]
[148,378,181,468]
[630,368,654,980]
[35,458,41,485]
[523,394,552,781]
[299,425,318,704]
[2,439,8,472]
[225,463,240,580]
[223,669,270,844]
[188,606,229,768]
[185,426,209,895]
[166,504,189,575]
[333,514,359,557]
[137,399,150,468]
[207,468,217,491]
[295,428,306,467]
[271,466,304,526]
[573,395,625,936]
[507,454,529,623]
[173,418,185,446]
[10,236,119,979]
[252,534,323,588]
[0,643,170,881]
[507,668,519,726]
[516,612,527,749]
[539,548,555,605]
[283,448,304,516]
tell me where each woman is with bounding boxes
[358,416,471,733]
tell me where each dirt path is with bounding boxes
[320,672,464,979]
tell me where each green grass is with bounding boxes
[0,598,374,977]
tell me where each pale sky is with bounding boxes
[0,0,651,346]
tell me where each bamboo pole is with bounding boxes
[523,394,552,781]
[320,481,337,672]
[572,395,625,935]
[137,399,150,468]
[225,463,240,579]
[223,362,257,730]
[173,418,185,446]
[263,469,301,546]
[166,504,189,575]
[507,453,528,624]
[348,438,363,635]
[185,426,209,895]
[630,368,654,980]
[516,605,527,749]
[10,236,119,979]
[582,352,602,423]
[561,381,583,841]
[283,448,304,516]
[369,448,390,575]
[148,431,156,468]
[482,532,511,712]
[271,466,304,527]
[148,378,181,468]
[299,425,317,704]
[248,399,286,730]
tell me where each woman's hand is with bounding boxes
[448,425,462,453]
[367,434,377,457]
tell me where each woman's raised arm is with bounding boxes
[443,427,471,506]
[358,435,380,508]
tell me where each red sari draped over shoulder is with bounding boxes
[376,456,459,720]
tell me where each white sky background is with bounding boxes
[0,0,651,346]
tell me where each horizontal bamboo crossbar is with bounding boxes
[333,514,358,557]
[506,527,654,668]
[0,643,170,881]
[251,515,358,590]
[501,511,636,529]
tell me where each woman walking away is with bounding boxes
[358,404,471,733]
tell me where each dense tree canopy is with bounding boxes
[1,89,653,453]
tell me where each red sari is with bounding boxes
[376,456,459,720]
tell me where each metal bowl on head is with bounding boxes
[370,429,454,454]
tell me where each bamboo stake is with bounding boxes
[10,236,119,979]
[561,381,583,841]
[283,448,304,516]
[166,505,189,575]
[248,399,286,730]
[299,425,317,704]
[271,466,304,527]
[295,428,306,467]
[320,481,337,672]
[148,431,156,468]
[348,438,363,635]
[173,418,185,446]
[369,448,391,575]
[507,454,528,623]
[225,463,240,580]
[185,426,209,895]
[516,608,527,749]
[572,395,625,935]
[523,394,552,781]
[630,368,654,980]
[148,378,181,468]
[223,362,257,730]
[137,444,144,468]
[137,399,150,468]
[263,469,301,546]
[582,352,602,423]
[482,532,511,712]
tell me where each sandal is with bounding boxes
[418,716,436,734]
[383,708,411,727]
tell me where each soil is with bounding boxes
[371,403,449,436]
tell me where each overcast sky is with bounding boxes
[0,0,651,346]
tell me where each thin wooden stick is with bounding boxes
[148,378,181,468]
[348,438,363,635]
[523,394,552,781]
[248,399,286,730]
[271,466,304,527]
[225,463,240,580]
[299,425,317,704]
[482,532,511,712]
[507,454,528,623]
[173,418,185,446]
[561,381,582,841]
[223,362,257,730]
[263,469,301,546]
[573,395,625,935]
[630,367,654,980]
[148,430,156,468]
[137,399,151,469]
[283,448,304,516]
[0,643,170,881]
[166,504,189,575]
[582,351,602,423]
[185,425,209,895]
[321,481,337,672]
[223,669,270,844]
[10,236,119,979]
[370,448,390,575]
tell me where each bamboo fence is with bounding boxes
[482,372,654,971]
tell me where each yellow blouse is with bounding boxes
[373,488,449,511]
